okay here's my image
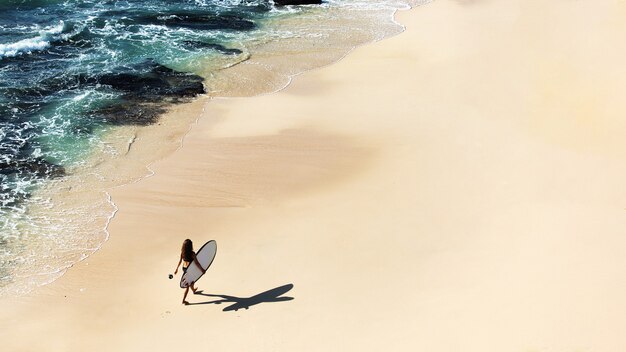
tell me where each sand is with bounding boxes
[2,0,626,350]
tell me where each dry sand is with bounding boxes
[2,0,626,350]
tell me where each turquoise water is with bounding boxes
[0,0,421,296]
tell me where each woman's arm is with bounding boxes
[174,255,182,275]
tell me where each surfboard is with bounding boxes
[180,240,217,288]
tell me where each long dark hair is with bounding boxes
[181,239,194,262]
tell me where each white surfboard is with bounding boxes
[180,240,217,288]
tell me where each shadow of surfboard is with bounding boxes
[189,283,294,311]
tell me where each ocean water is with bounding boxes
[0,0,425,297]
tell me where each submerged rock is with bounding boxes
[95,60,205,102]
[91,102,166,126]
[182,41,243,55]
[131,13,256,31]
[87,60,205,125]
[0,158,65,207]
[0,158,65,178]
[6,59,205,127]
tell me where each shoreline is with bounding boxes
[0,0,416,297]
[2,1,626,351]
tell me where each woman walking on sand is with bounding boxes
[174,239,203,305]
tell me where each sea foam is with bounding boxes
[0,21,70,59]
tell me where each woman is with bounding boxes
[174,239,202,305]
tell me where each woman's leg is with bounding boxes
[182,286,190,304]
[191,282,197,293]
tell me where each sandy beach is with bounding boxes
[2,0,626,350]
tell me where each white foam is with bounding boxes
[0,37,51,58]
[0,21,76,59]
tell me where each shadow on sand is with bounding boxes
[188,283,294,311]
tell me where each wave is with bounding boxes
[0,21,81,59]
[0,0,66,10]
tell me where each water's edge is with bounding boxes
[3,0,432,298]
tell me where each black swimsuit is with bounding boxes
[182,259,192,273]
[182,253,194,273]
